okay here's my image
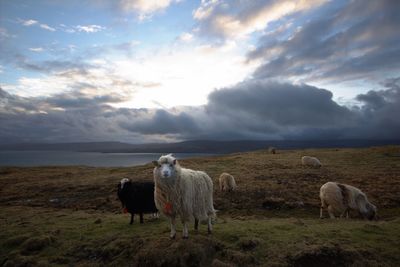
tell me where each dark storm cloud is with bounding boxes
[249,0,400,83]
[120,109,200,135]
[0,87,134,143]
[1,78,399,144]
[351,77,400,139]
[45,91,126,109]
[207,81,352,126]
[118,79,399,141]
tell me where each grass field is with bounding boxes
[1,146,400,266]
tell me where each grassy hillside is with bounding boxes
[1,146,400,266]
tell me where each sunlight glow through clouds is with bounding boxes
[112,43,259,109]
[5,41,258,109]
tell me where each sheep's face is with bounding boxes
[366,203,377,220]
[153,154,178,179]
[120,178,130,189]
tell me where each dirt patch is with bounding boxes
[4,235,30,247]
[2,255,38,267]
[218,249,258,266]
[21,235,55,255]
[237,237,261,251]
[288,246,359,267]
[134,236,222,267]
[67,236,145,263]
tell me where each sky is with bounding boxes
[0,0,399,144]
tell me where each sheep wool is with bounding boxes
[320,181,377,220]
[268,147,277,154]
[219,172,237,191]
[301,156,322,168]
[153,154,215,239]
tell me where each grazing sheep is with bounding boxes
[268,147,277,154]
[320,182,377,220]
[152,154,216,239]
[117,178,158,224]
[301,156,322,168]
[219,172,237,192]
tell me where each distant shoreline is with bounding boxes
[1,139,399,154]
[0,151,215,167]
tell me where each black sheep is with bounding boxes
[117,178,158,224]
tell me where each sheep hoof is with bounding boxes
[183,235,189,239]
[170,234,176,239]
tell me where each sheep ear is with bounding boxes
[173,159,177,165]
[152,161,159,167]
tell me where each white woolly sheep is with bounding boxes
[268,147,277,154]
[219,172,237,192]
[301,156,322,168]
[152,154,216,239]
[320,182,377,220]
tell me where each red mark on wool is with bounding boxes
[164,202,173,214]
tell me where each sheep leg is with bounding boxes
[140,213,144,224]
[207,217,213,234]
[170,217,176,239]
[130,213,134,224]
[194,218,199,231]
[340,208,348,219]
[320,199,327,219]
[327,206,336,219]
[182,221,189,239]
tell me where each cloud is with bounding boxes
[2,57,140,101]
[248,0,400,85]
[121,79,400,141]
[193,0,327,40]
[29,47,44,52]
[75,25,105,33]
[1,77,399,144]
[118,0,180,19]
[179,32,194,42]
[20,19,38,26]
[17,18,56,32]
[0,27,14,39]
[352,77,400,139]
[39,24,56,32]
[120,109,200,135]
[0,86,136,144]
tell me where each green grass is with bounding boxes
[1,206,400,266]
